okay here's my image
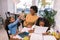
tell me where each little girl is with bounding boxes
[5,15,21,38]
[38,20,49,35]
[32,19,49,34]
[32,19,45,29]
[30,20,48,40]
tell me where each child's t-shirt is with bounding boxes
[21,27,33,32]
[8,19,19,34]
[19,27,33,38]
[32,25,39,29]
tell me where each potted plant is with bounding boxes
[44,9,57,26]
[40,8,57,26]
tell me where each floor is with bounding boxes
[0,25,9,40]
[0,25,22,40]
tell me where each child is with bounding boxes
[18,23,34,38]
[39,20,49,35]
[36,17,50,27]
[33,20,49,34]
[30,20,46,40]
[5,15,21,38]
[32,20,45,29]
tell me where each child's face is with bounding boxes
[39,21,45,27]
[10,17,15,23]
[27,25,32,28]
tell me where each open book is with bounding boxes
[34,27,48,34]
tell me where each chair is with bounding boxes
[0,15,4,25]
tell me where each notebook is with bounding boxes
[34,27,48,34]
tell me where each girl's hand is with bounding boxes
[29,30,34,33]
[18,15,25,20]
[42,32,49,35]
[21,17,25,20]
[18,15,21,19]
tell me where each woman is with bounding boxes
[24,6,38,27]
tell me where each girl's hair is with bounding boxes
[36,17,50,31]
[5,17,11,30]
[36,17,50,27]
[38,18,45,26]
[36,17,44,26]
[39,20,45,25]
[5,17,21,30]
[27,23,34,27]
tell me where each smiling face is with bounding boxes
[30,6,38,15]
[27,23,33,28]
[9,17,15,23]
[39,21,45,27]
[27,24,32,28]
[30,8,35,15]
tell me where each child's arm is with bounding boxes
[42,32,49,35]
[8,19,20,28]
[28,30,34,33]
[8,16,21,28]
[12,19,20,26]
[28,28,35,33]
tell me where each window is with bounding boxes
[37,0,54,9]
[16,0,54,14]
[37,0,54,17]
[16,0,32,13]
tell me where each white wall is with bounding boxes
[53,0,60,31]
[0,0,15,19]
[7,0,15,13]
[32,0,38,6]
[32,0,35,5]
[0,0,2,15]
[0,0,8,19]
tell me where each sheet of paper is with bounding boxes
[43,35,56,40]
[30,33,43,40]
[34,27,48,34]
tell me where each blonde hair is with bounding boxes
[27,23,34,27]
